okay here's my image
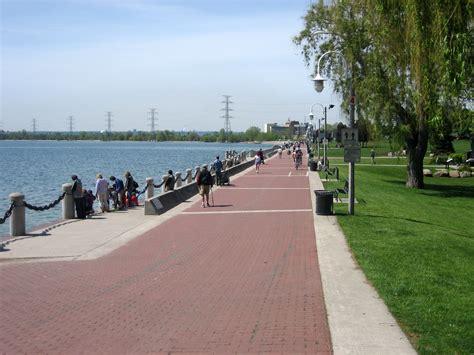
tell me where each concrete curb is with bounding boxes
[308,169,416,354]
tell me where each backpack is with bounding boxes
[200,171,211,185]
[133,180,139,189]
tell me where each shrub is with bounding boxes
[458,163,472,173]
[448,153,464,164]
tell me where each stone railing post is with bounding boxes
[62,183,75,219]
[175,172,182,188]
[186,169,192,184]
[9,192,25,236]
[161,175,168,194]
[146,178,154,199]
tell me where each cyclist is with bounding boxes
[295,148,303,170]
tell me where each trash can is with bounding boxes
[309,160,317,171]
[315,190,333,215]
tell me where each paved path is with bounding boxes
[0,153,332,353]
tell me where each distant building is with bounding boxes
[263,119,305,136]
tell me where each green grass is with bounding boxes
[320,165,474,354]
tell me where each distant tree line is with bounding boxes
[0,126,284,143]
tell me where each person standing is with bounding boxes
[95,174,109,213]
[370,149,376,165]
[71,175,86,219]
[124,171,135,207]
[213,156,223,186]
[196,165,213,207]
[164,170,176,192]
[110,175,125,210]
[278,147,283,158]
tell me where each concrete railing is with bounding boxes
[2,147,280,236]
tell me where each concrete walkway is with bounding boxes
[0,152,414,354]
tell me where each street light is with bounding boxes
[309,103,334,168]
[312,49,356,215]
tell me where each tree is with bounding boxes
[294,0,472,188]
[245,126,261,142]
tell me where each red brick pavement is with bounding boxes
[0,152,332,354]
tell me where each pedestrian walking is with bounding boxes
[196,165,213,207]
[257,148,265,164]
[95,174,110,212]
[71,175,86,219]
[370,149,376,165]
[255,153,262,173]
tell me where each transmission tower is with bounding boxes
[221,95,233,135]
[68,115,74,134]
[105,111,113,132]
[148,108,158,132]
[32,118,37,133]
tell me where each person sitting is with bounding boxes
[164,170,176,192]
[83,189,96,217]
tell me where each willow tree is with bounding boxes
[294,0,472,188]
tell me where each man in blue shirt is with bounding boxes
[213,156,224,186]
[110,176,125,210]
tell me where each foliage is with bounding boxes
[448,153,465,164]
[321,164,474,353]
[0,128,284,143]
[294,0,472,189]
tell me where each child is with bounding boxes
[255,154,262,173]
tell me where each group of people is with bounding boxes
[70,171,140,219]
[70,151,271,215]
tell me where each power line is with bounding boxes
[148,108,158,132]
[105,111,113,132]
[221,95,233,135]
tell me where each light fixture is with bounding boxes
[312,73,327,93]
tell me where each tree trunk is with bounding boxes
[405,118,429,189]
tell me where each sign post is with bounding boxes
[341,128,359,213]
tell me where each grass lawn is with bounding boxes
[320,163,474,353]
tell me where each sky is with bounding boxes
[1,0,344,132]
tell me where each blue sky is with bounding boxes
[1,0,343,132]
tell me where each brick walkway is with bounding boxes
[0,152,331,354]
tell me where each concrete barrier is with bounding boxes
[145,181,199,215]
[144,156,260,215]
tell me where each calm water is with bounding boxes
[0,140,271,237]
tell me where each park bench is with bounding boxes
[334,179,349,202]
[323,166,339,180]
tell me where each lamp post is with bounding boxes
[309,103,334,168]
[312,50,356,215]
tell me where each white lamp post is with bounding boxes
[309,102,334,168]
[312,49,356,215]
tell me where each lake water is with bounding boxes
[0,140,271,237]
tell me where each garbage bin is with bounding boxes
[315,190,333,215]
[309,160,317,171]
